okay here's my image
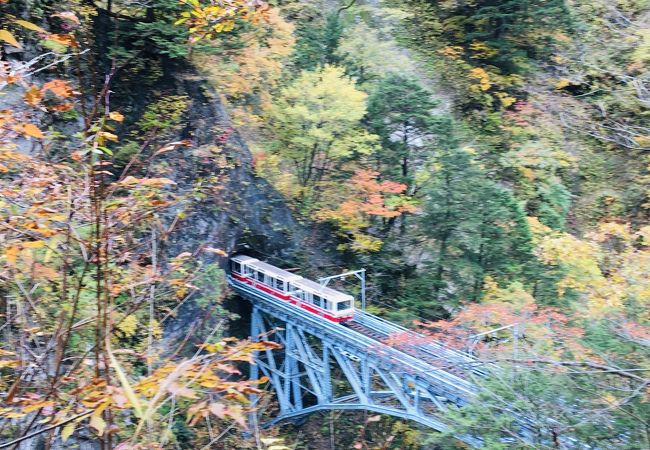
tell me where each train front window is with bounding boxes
[337,300,351,311]
[231,261,242,274]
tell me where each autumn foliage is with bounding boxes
[0,4,278,448]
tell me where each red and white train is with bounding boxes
[229,255,355,322]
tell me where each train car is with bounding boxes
[290,277,354,322]
[230,255,301,300]
[229,254,355,322]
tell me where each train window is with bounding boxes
[268,277,276,288]
[337,300,351,311]
[323,299,330,310]
[256,271,265,282]
[276,279,285,291]
[231,261,242,274]
[313,294,322,307]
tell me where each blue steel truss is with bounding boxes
[228,276,484,446]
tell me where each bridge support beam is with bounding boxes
[247,305,459,436]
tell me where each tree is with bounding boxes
[286,7,344,71]
[421,147,533,302]
[335,22,413,84]
[0,5,278,448]
[316,169,416,252]
[400,0,572,113]
[365,74,451,193]
[417,283,650,449]
[265,65,378,204]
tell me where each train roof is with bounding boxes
[247,259,302,282]
[231,255,259,264]
[292,278,353,302]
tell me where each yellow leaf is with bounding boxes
[167,382,198,399]
[61,422,75,442]
[226,405,247,428]
[47,34,77,48]
[119,176,176,187]
[52,12,80,25]
[204,247,228,256]
[22,400,54,414]
[108,111,124,122]
[100,132,118,142]
[0,360,20,368]
[0,30,21,48]
[555,78,571,90]
[14,20,46,33]
[89,413,106,436]
[22,240,45,248]
[24,123,44,138]
[5,246,19,266]
[15,123,45,139]
[106,337,143,418]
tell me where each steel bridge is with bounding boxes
[227,275,488,445]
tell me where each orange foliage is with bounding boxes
[317,169,416,252]
[324,169,415,220]
[414,301,590,362]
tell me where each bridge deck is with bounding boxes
[349,312,490,378]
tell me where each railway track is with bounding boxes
[345,316,489,379]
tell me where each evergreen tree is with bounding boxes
[291,12,343,70]
[435,0,572,73]
[365,74,451,192]
[421,147,533,302]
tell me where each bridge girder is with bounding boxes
[249,306,455,433]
